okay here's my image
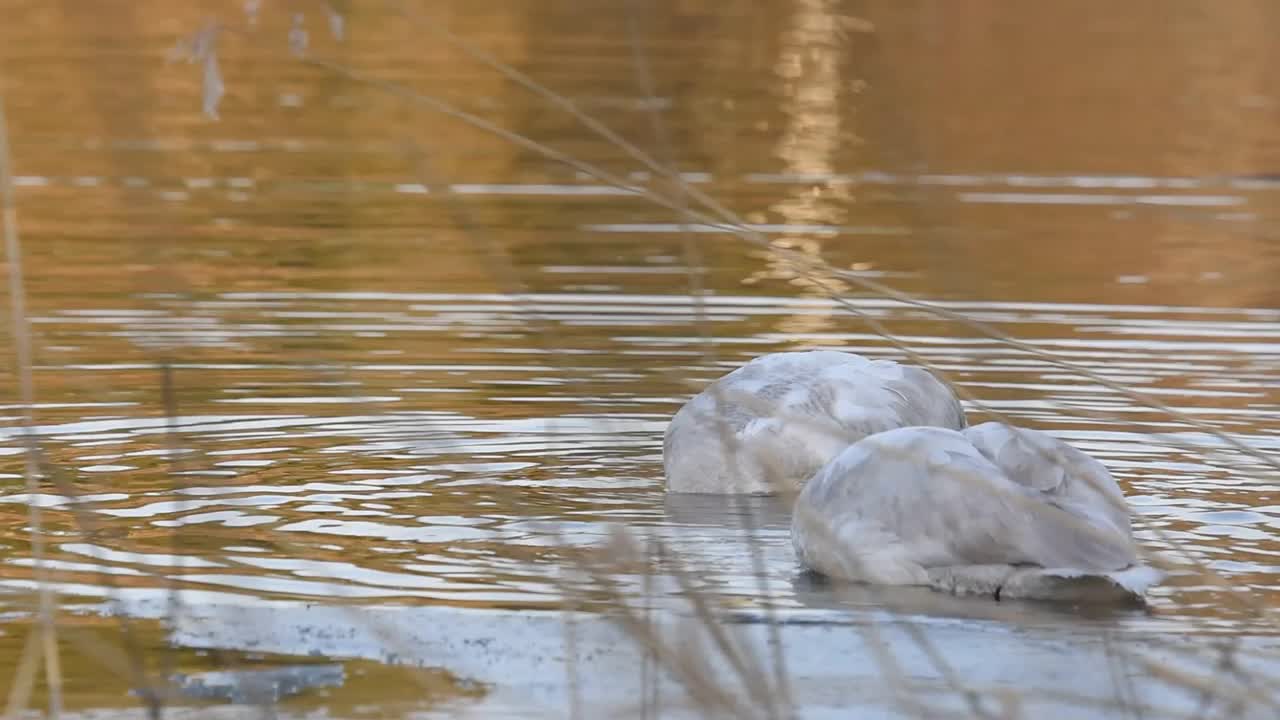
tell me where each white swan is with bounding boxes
[791,423,1162,601]
[663,351,967,494]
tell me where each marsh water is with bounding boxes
[1,1,1279,716]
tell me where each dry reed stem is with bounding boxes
[586,525,987,720]
[568,540,761,718]
[0,89,64,720]
[600,527,780,715]
[618,5,798,716]
[2,625,41,720]
[1128,649,1280,714]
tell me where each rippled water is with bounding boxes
[1,0,1279,715]
[3,289,1276,618]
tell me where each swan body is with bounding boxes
[791,423,1161,602]
[663,351,966,494]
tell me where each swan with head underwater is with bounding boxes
[662,350,1162,603]
[663,350,968,495]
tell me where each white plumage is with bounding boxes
[791,424,1161,602]
[663,351,967,494]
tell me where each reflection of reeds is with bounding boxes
[3,1,1277,717]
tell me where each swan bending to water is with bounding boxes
[663,351,966,494]
[792,423,1162,601]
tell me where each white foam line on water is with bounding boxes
[958,192,1246,207]
[1135,194,1248,206]
[19,169,1277,195]
[448,183,642,196]
[393,183,429,194]
[1229,177,1280,190]
[210,140,262,152]
[580,222,911,235]
[540,265,705,275]
[36,363,564,374]
[217,289,1249,312]
[0,402,139,410]
[1005,175,1187,189]
[741,170,1273,191]
[215,291,1280,317]
[215,396,402,404]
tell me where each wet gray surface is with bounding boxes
[168,664,345,705]
[125,596,1276,719]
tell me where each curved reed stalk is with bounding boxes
[0,89,64,720]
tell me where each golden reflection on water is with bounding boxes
[749,0,857,338]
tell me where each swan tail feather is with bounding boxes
[1001,565,1163,602]
[926,564,1163,603]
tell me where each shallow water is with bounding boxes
[1,0,1279,715]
